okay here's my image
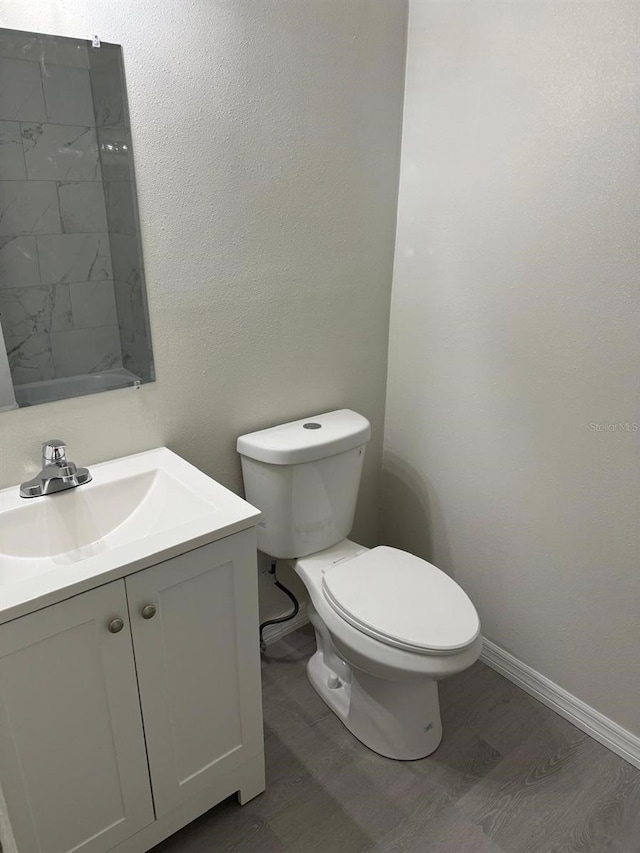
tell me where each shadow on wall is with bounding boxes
[380,451,455,580]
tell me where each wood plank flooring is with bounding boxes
[154,626,640,853]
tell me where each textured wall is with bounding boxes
[0,1,407,560]
[384,0,640,734]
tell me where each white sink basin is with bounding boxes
[0,448,261,623]
[3,469,212,560]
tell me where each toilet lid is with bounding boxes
[321,546,480,655]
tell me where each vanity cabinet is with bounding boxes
[0,581,154,853]
[0,529,265,853]
[126,530,264,820]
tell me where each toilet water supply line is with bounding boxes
[259,558,300,652]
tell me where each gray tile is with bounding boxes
[0,58,46,122]
[89,52,126,128]
[37,233,112,284]
[105,180,136,235]
[87,43,121,72]
[42,65,95,126]
[130,283,149,336]
[0,181,61,236]
[110,233,141,285]
[120,327,150,380]
[49,41,90,70]
[5,331,54,384]
[58,181,107,233]
[69,280,117,328]
[0,236,40,287]
[51,325,122,376]
[114,280,134,329]
[0,30,89,69]
[116,282,152,377]
[0,283,72,335]
[0,120,26,179]
[0,30,42,63]
[97,126,132,181]
[22,123,101,181]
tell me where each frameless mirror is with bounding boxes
[0,28,154,409]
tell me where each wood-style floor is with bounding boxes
[155,625,640,853]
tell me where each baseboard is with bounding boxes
[480,638,640,770]
[262,606,310,646]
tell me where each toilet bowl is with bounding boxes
[237,409,482,760]
[292,539,481,759]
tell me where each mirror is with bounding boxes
[0,28,154,409]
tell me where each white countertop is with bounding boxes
[0,447,261,624]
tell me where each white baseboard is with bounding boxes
[262,606,310,647]
[481,638,640,770]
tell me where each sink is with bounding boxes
[2,469,212,559]
[0,448,261,623]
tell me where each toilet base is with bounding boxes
[307,636,443,761]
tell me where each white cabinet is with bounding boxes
[0,582,154,853]
[126,530,264,817]
[0,529,264,853]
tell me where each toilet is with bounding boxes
[237,409,482,760]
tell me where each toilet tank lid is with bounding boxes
[237,409,371,465]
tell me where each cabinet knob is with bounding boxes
[108,618,125,634]
[141,604,157,620]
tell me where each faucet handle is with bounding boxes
[42,439,67,465]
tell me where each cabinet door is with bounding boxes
[126,529,264,816]
[0,582,154,853]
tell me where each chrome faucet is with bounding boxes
[19,440,92,498]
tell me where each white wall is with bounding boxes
[0,0,407,565]
[384,0,640,735]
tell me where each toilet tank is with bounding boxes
[237,410,371,559]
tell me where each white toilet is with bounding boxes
[237,409,481,760]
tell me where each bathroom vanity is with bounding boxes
[0,448,265,853]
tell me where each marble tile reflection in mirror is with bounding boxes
[0,28,154,409]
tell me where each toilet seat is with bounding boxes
[321,546,480,655]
